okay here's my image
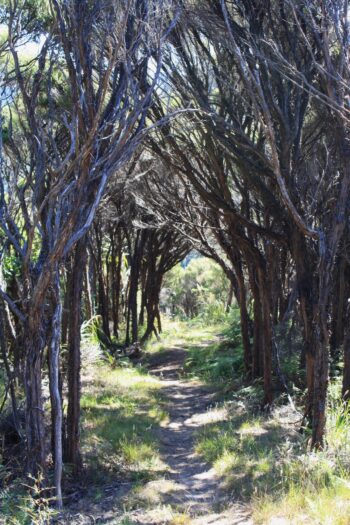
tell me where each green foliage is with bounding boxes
[194,376,350,525]
[144,317,228,356]
[0,474,57,524]
[182,307,243,386]
[221,307,244,344]
[81,315,101,345]
[0,0,52,35]
[184,339,244,385]
[163,257,230,322]
[2,253,21,280]
[118,518,138,525]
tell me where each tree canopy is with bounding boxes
[1,0,350,514]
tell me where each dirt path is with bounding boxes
[126,347,252,525]
[148,348,220,515]
[65,346,252,524]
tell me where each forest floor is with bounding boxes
[130,346,252,525]
[62,326,253,525]
[59,320,350,525]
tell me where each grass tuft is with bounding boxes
[81,363,168,481]
[194,381,350,524]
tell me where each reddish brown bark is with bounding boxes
[66,241,87,473]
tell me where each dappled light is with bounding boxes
[1,2,350,524]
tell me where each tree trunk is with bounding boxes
[236,265,252,377]
[311,311,329,448]
[342,304,350,401]
[258,268,273,406]
[225,281,234,313]
[84,262,93,320]
[141,274,163,343]
[127,230,147,344]
[66,241,86,474]
[48,273,63,508]
[0,300,21,438]
[292,230,315,422]
[24,314,46,476]
[111,232,122,338]
[61,269,70,346]
[248,266,263,379]
[98,265,110,340]
[330,254,346,359]
[139,263,147,327]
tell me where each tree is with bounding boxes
[0,0,176,504]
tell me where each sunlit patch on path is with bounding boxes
[125,347,253,525]
[62,342,252,524]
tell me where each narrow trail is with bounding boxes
[66,344,252,524]
[148,348,220,515]
[127,346,253,525]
